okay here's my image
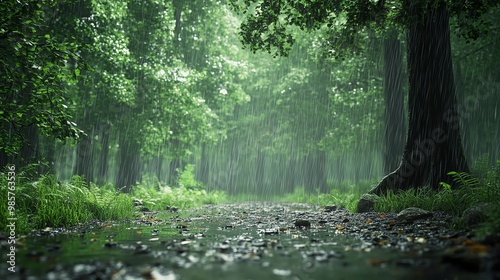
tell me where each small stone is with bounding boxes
[396,207,432,222]
[462,203,492,227]
[324,205,338,212]
[294,219,311,228]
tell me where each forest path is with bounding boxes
[1,202,495,279]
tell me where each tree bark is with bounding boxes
[303,150,327,193]
[198,142,209,185]
[284,153,296,192]
[115,137,142,192]
[96,125,110,185]
[255,148,265,192]
[370,2,469,195]
[383,29,406,174]
[74,134,94,183]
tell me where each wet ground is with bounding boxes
[1,202,499,279]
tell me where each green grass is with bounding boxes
[131,183,227,211]
[0,166,227,235]
[373,157,500,237]
[280,179,376,212]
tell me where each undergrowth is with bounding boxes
[282,179,376,212]
[374,155,500,237]
[0,164,226,234]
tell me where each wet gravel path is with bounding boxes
[2,202,499,279]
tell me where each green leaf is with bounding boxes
[44,34,50,40]
[74,68,80,77]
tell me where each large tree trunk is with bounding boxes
[370,2,469,195]
[383,29,406,174]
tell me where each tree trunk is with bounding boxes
[74,134,94,183]
[303,150,327,193]
[255,148,265,192]
[227,139,239,194]
[284,153,296,192]
[198,142,209,185]
[172,0,183,52]
[168,157,181,186]
[115,137,142,192]
[39,135,55,174]
[383,29,406,174]
[96,126,110,184]
[371,2,469,195]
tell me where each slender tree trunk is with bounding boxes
[227,139,239,194]
[383,29,406,174]
[371,2,469,195]
[255,148,265,192]
[39,135,55,174]
[167,138,185,186]
[18,125,40,165]
[115,137,142,192]
[74,134,94,183]
[97,126,110,184]
[155,153,164,184]
[285,153,296,192]
[303,150,327,193]
[172,0,183,52]
[168,157,180,186]
[198,142,209,185]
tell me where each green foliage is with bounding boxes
[0,169,228,235]
[0,0,84,155]
[374,157,500,231]
[132,182,226,211]
[177,164,204,190]
[0,173,134,234]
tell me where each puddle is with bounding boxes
[0,203,491,279]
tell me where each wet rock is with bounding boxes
[294,219,311,228]
[396,207,432,222]
[134,244,150,254]
[462,203,492,227]
[323,205,338,212]
[356,194,379,213]
[104,241,117,248]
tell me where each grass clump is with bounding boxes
[0,170,135,234]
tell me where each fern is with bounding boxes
[447,171,480,188]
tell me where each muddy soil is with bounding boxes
[1,202,499,279]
